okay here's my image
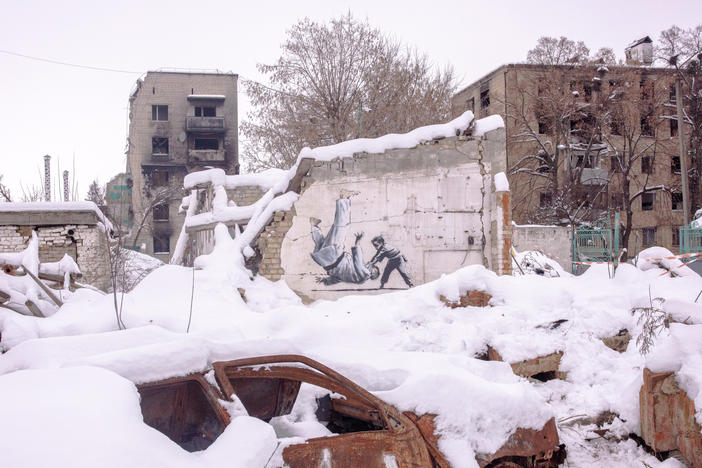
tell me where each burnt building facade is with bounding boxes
[126,71,238,260]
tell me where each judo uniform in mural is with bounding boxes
[310,197,378,286]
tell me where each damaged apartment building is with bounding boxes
[125,71,239,261]
[451,37,688,256]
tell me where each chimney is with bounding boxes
[625,36,653,66]
[63,171,69,202]
[43,154,51,202]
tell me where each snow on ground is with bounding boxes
[2,228,701,466]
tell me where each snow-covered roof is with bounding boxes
[627,36,652,48]
[0,201,113,231]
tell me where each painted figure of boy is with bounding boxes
[369,236,413,289]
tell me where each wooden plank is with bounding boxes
[185,218,250,234]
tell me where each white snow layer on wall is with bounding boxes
[494,172,509,192]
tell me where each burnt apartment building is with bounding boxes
[126,71,238,260]
[452,37,690,255]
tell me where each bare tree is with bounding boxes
[603,68,674,259]
[242,13,456,171]
[527,36,590,65]
[85,179,106,206]
[130,178,182,250]
[506,65,610,225]
[20,183,43,202]
[0,175,11,202]
[655,24,702,219]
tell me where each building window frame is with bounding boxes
[153,233,170,254]
[642,227,657,246]
[152,137,169,156]
[641,192,655,211]
[151,105,168,121]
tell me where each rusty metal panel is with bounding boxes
[137,374,230,452]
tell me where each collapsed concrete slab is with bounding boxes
[488,346,566,381]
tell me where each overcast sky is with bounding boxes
[1,0,700,200]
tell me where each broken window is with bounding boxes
[640,110,654,137]
[480,89,490,110]
[193,138,219,150]
[670,118,679,137]
[152,105,168,121]
[672,156,681,173]
[610,118,622,136]
[150,170,169,188]
[153,203,169,221]
[153,233,170,254]
[642,227,657,246]
[152,137,169,155]
[540,193,552,207]
[669,84,676,103]
[610,192,623,209]
[194,106,216,117]
[641,192,655,211]
[537,114,550,135]
[641,155,654,174]
[672,192,683,211]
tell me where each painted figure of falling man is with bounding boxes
[309,190,413,289]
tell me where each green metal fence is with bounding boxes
[680,226,702,255]
[572,215,620,274]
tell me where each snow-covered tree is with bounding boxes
[242,13,456,171]
[85,179,106,206]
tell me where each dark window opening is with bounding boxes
[642,227,657,246]
[641,155,654,174]
[152,137,169,155]
[152,105,168,121]
[540,193,552,207]
[610,192,623,209]
[672,156,681,173]
[669,84,676,104]
[641,192,655,211]
[151,171,169,188]
[537,115,550,135]
[194,106,216,117]
[193,138,219,150]
[672,192,683,211]
[670,118,679,137]
[153,203,169,221]
[640,112,654,136]
[480,89,490,109]
[153,234,170,254]
[610,118,622,136]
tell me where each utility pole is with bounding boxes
[675,77,690,225]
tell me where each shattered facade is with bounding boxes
[126,71,238,261]
[452,63,684,256]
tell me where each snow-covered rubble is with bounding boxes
[2,231,701,466]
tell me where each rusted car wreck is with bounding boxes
[136,354,565,467]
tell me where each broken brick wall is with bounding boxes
[512,225,572,272]
[0,224,110,291]
[261,128,510,301]
[226,185,266,207]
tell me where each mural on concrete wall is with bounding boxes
[310,191,412,290]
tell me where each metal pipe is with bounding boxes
[675,79,690,225]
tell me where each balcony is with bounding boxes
[186,116,225,133]
[188,149,226,163]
